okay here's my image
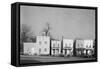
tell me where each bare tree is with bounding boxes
[20,24,35,42]
[20,24,35,54]
[42,22,51,36]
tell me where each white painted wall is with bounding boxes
[23,43,37,55]
[63,39,74,48]
[84,40,94,49]
[76,40,84,48]
[76,40,94,49]
[36,36,50,55]
[51,40,61,47]
[63,39,74,56]
[51,40,61,55]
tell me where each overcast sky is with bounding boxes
[20,6,95,40]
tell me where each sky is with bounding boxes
[20,5,95,40]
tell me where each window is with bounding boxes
[86,45,88,48]
[39,41,42,45]
[69,44,71,47]
[89,45,91,48]
[58,44,59,47]
[57,49,59,53]
[53,49,55,54]
[45,41,47,44]
[78,44,80,47]
[65,43,67,47]
[53,43,55,47]
[44,48,47,52]
[81,44,82,46]
[39,48,41,53]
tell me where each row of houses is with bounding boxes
[23,36,95,57]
